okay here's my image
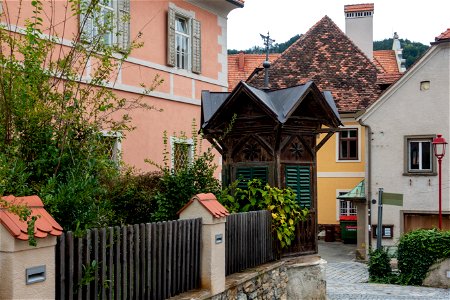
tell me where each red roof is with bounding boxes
[373,50,402,85]
[436,29,450,41]
[178,193,229,218]
[373,50,400,74]
[344,3,374,13]
[228,53,281,91]
[0,195,63,240]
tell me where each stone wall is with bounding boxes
[211,262,288,300]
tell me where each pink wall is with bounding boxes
[0,0,232,173]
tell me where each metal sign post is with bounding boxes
[376,188,383,250]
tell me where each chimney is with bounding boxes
[344,3,374,60]
[392,32,406,72]
[238,52,245,71]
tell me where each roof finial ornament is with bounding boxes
[393,32,399,39]
[260,31,275,89]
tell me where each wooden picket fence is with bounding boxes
[225,210,275,275]
[55,218,201,300]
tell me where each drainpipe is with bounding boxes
[359,119,372,250]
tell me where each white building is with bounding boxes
[359,29,450,245]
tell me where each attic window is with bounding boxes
[420,81,430,91]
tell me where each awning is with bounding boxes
[337,179,366,201]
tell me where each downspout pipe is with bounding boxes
[359,119,372,250]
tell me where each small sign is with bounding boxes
[382,192,403,206]
[215,234,223,244]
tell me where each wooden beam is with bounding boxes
[315,132,335,152]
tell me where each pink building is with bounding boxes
[0,0,243,171]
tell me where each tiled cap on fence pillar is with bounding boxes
[178,193,228,295]
[0,195,62,300]
[178,192,229,224]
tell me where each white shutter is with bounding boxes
[167,7,176,67]
[79,0,93,43]
[191,18,201,74]
[117,0,130,51]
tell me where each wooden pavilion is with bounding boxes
[201,81,341,255]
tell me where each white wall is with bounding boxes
[361,43,450,244]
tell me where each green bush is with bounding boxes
[368,248,392,282]
[107,171,162,225]
[218,178,309,249]
[397,229,450,285]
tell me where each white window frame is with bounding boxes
[170,136,194,170]
[405,135,435,174]
[336,125,361,162]
[336,189,357,220]
[101,130,122,163]
[174,15,191,70]
[94,0,115,46]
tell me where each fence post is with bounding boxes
[178,193,229,295]
[0,195,63,300]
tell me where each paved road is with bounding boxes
[318,240,450,300]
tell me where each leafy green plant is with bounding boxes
[0,0,162,233]
[368,248,392,282]
[218,178,309,248]
[396,229,450,285]
[146,122,221,221]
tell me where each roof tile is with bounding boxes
[178,193,229,219]
[0,195,63,240]
[344,3,374,13]
[228,53,280,91]
[436,29,450,41]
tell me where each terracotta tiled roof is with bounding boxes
[436,29,450,41]
[178,193,229,218]
[373,50,399,73]
[0,195,63,240]
[344,3,374,13]
[228,53,281,91]
[376,73,402,85]
[248,16,381,113]
[373,50,402,85]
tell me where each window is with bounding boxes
[167,6,201,74]
[338,129,358,160]
[171,137,193,171]
[406,136,433,174]
[80,0,130,49]
[100,131,122,163]
[339,198,357,217]
[175,17,190,70]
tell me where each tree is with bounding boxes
[0,0,161,231]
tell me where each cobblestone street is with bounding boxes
[319,240,450,300]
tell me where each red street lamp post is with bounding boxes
[432,134,447,230]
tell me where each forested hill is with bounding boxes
[228,35,429,69]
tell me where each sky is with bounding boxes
[227,0,450,50]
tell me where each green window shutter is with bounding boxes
[236,167,268,189]
[167,7,176,67]
[191,18,201,74]
[80,0,93,43]
[116,0,130,51]
[286,165,311,208]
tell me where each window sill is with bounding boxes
[402,172,437,176]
